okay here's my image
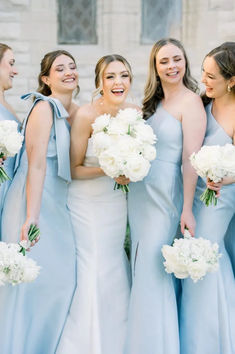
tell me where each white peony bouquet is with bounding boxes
[161,229,221,283]
[0,224,41,286]
[92,108,157,192]
[190,144,235,206]
[0,120,24,183]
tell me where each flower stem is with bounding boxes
[200,188,217,207]
[20,224,40,256]
[114,182,129,193]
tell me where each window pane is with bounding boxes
[141,0,182,44]
[58,0,97,44]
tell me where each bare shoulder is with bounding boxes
[28,100,53,126]
[181,90,205,120]
[182,90,204,109]
[31,100,52,115]
[74,103,97,122]
[72,103,97,136]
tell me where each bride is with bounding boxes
[57,54,139,354]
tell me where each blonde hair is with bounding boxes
[143,38,198,119]
[0,43,11,62]
[37,50,80,96]
[93,54,133,99]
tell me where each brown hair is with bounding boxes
[93,54,133,98]
[142,38,198,120]
[0,43,11,62]
[37,49,80,96]
[201,42,235,106]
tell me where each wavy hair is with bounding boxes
[0,43,11,62]
[201,42,235,106]
[93,54,133,99]
[142,38,198,120]
[37,50,80,96]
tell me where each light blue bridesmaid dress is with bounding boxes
[125,103,183,354]
[0,103,19,235]
[0,92,76,354]
[180,102,235,354]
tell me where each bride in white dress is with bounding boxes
[57,54,139,354]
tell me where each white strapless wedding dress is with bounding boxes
[57,138,131,354]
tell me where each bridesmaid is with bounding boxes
[0,50,79,354]
[57,54,137,354]
[125,38,206,354]
[0,43,19,226]
[180,43,235,354]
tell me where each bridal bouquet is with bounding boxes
[161,229,221,283]
[190,144,235,206]
[92,108,157,192]
[0,224,41,286]
[0,120,23,183]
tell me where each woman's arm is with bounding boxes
[70,108,105,180]
[21,101,53,243]
[181,95,207,235]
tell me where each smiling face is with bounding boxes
[42,54,78,95]
[102,60,131,104]
[0,49,18,91]
[202,55,233,99]
[155,43,186,85]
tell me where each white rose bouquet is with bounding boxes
[92,108,157,192]
[161,229,221,283]
[0,120,24,183]
[190,144,235,206]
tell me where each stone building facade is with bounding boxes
[0,0,235,120]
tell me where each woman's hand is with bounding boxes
[114,175,130,185]
[180,209,196,236]
[0,155,6,167]
[207,178,222,197]
[20,218,40,249]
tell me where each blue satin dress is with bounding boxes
[0,92,76,354]
[180,102,235,354]
[0,103,19,236]
[125,103,183,354]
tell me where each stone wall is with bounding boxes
[0,0,235,120]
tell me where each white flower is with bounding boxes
[161,230,221,282]
[92,114,111,133]
[92,132,113,155]
[190,144,235,182]
[0,120,23,158]
[141,144,157,161]
[0,241,40,286]
[116,108,143,125]
[19,240,31,250]
[91,108,157,186]
[98,148,121,178]
[123,155,150,182]
[134,124,157,145]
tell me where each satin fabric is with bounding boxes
[180,103,235,354]
[0,93,76,354]
[0,103,19,237]
[125,104,183,354]
[57,138,131,354]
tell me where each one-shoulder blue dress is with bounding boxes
[125,103,183,354]
[0,93,76,354]
[180,102,235,354]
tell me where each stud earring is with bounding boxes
[227,86,232,92]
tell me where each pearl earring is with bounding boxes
[227,86,232,92]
